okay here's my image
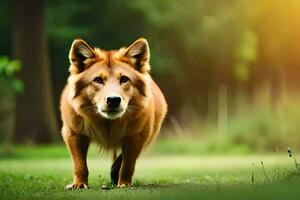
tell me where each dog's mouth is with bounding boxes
[101,107,124,113]
[99,108,125,119]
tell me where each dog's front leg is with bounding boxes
[63,129,90,189]
[118,135,145,187]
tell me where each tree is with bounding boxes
[12,0,58,143]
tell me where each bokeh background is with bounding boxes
[1,0,300,154]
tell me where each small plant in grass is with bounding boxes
[260,161,270,183]
[287,147,300,175]
[251,163,255,184]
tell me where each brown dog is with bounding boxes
[60,38,167,189]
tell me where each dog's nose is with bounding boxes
[106,96,121,108]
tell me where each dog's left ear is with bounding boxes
[125,38,150,73]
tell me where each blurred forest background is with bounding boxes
[1,0,300,153]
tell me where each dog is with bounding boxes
[60,38,167,189]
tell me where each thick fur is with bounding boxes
[60,38,167,189]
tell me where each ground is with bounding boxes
[0,145,299,200]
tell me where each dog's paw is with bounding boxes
[65,182,88,190]
[117,182,132,188]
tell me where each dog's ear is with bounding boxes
[125,38,150,73]
[69,39,95,74]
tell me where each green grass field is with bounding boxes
[0,145,299,200]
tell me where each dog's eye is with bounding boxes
[93,77,104,84]
[120,76,130,84]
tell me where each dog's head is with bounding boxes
[67,38,150,120]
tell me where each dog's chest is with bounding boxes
[83,119,126,148]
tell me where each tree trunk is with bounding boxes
[12,0,58,143]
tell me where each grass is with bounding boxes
[0,145,300,199]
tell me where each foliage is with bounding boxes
[0,56,23,96]
[0,56,23,143]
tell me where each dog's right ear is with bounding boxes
[69,39,95,74]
